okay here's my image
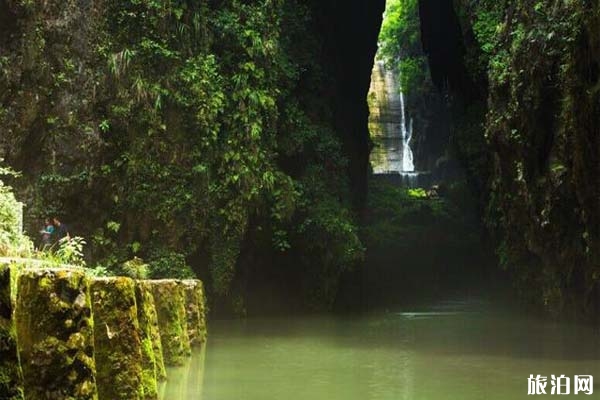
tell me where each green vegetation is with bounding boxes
[133,283,161,399]
[16,269,98,400]
[181,280,207,347]
[136,281,167,382]
[146,251,194,280]
[363,179,487,304]
[3,0,595,322]
[377,0,431,97]
[365,180,478,249]
[461,0,507,78]
[0,0,362,313]
[431,0,600,317]
[91,277,145,400]
[146,280,191,365]
[36,236,88,267]
[480,1,596,314]
[0,165,31,258]
[0,263,23,400]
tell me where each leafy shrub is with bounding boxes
[120,257,149,279]
[38,236,87,267]
[407,188,427,198]
[0,163,32,257]
[377,0,433,97]
[147,249,194,279]
[55,236,86,266]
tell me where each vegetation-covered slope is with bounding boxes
[0,0,384,314]
[420,0,600,318]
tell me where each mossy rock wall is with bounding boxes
[0,262,23,400]
[433,0,600,317]
[7,269,207,398]
[181,280,207,346]
[91,277,144,400]
[197,280,207,343]
[145,280,191,366]
[134,282,162,400]
[15,269,97,400]
[136,281,166,382]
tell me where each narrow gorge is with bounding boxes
[1,0,599,399]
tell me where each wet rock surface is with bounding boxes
[3,263,207,398]
[181,280,207,347]
[135,281,163,399]
[16,268,98,400]
[91,277,145,400]
[145,280,191,366]
[0,262,23,400]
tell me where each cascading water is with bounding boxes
[398,83,415,173]
[368,60,422,187]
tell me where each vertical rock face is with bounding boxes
[308,0,386,209]
[0,0,105,175]
[181,280,207,346]
[136,281,166,382]
[134,281,162,399]
[481,1,600,317]
[145,280,191,366]
[16,269,97,400]
[91,277,144,400]
[0,262,23,400]
[368,61,407,174]
[196,280,207,344]
[419,1,600,317]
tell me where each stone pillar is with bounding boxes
[136,281,166,382]
[134,281,164,399]
[145,280,191,366]
[16,269,97,400]
[91,277,144,400]
[181,280,207,346]
[196,280,207,344]
[0,262,23,399]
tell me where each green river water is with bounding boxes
[159,299,600,400]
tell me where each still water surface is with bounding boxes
[160,299,600,400]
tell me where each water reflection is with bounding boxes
[159,345,206,400]
[163,300,600,400]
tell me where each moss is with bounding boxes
[455,0,600,315]
[145,280,191,366]
[16,268,98,400]
[136,281,166,382]
[91,277,144,400]
[0,263,23,400]
[180,280,207,346]
[134,282,162,399]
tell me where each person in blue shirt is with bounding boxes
[39,218,55,250]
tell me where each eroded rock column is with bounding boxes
[181,280,207,346]
[0,262,23,400]
[145,280,191,365]
[91,277,145,400]
[135,281,165,399]
[16,269,97,400]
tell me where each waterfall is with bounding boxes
[368,60,422,186]
[398,86,415,173]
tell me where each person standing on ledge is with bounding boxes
[39,218,55,250]
[52,216,70,243]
